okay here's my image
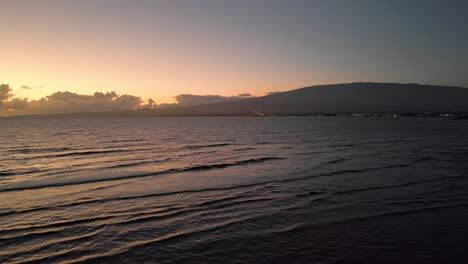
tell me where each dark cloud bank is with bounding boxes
[1,84,154,115]
[164,93,253,107]
[0,84,255,116]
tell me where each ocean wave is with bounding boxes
[196,194,254,207]
[0,157,285,193]
[335,174,463,195]
[233,147,257,152]
[0,184,274,218]
[43,149,133,158]
[338,202,468,223]
[0,162,420,219]
[1,230,101,263]
[0,168,45,177]
[0,215,115,236]
[98,139,148,144]
[185,157,285,171]
[14,156,170,179]
[0,171,16,176]
[106,158,171,169]
[323,158,348,164]
[67,214,269,264]
[331,144,355,147]
[181,143,231,150]
[8,147,73,154]
[11,146,165,161]
[0,196,273,243]
[295,190,329,198]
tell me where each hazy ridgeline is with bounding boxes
[0,116,467,263]
[149,83,468,116]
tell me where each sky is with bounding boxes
[1,0,468,114]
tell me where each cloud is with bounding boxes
[0,84,155,116]
[173,94,254,107]
[25,91,147,114]
[0,84,13,108]
[157,103,178,108]
[1,83,254,115]
[21,85,44,90]
[6,98,28,109]
[139,98,156,109]
[1,84,28,113]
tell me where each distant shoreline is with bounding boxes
[3,82,468,117]
[3,112,468,119]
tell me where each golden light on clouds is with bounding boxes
[3,0,464,111]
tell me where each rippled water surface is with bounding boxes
[1,116,467,263]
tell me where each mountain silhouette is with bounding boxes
[146,82,468,115]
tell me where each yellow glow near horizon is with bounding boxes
[0,3,356,105]
[1,34,346,104]
[1,0,467,110]
[0,1,376,106]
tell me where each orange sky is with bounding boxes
[2,1,467,105]
[1,28,345,104]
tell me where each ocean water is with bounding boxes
[0,116,467,264]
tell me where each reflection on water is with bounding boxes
[0,116,467,263]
